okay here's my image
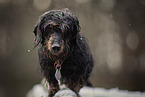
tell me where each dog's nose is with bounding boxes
[52,44,61,53]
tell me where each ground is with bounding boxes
[26,79,145,97]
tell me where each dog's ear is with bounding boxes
[75,23,80,34]
[73,15,81,35]
[33,24,42,48]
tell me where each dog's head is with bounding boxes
[33,9,80,60]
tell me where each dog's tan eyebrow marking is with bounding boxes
[44,20,57,29]
[44,23,60,30]
[52,23,59,26]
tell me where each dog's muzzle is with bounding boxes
[52,41,61,53]
[50,33,63,54]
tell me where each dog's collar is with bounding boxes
[54,61,62,69]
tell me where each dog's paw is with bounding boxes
[48,88,59,97]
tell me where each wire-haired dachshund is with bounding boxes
[33,8,94,97]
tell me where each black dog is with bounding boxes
[33,8,94,97]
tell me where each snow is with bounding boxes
[26,84,145,97]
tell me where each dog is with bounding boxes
[33,8,94,97]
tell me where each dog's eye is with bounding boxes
[43,27,52,37]
[53,25,59,30]
[53,25,61,33]
[44,25,53,33]
[45,25,52,31]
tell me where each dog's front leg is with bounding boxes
[48,81,59,97]
[46,69,60,97]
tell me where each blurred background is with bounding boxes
[0,0,145,97]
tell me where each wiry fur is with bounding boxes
[33,9,94,97]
